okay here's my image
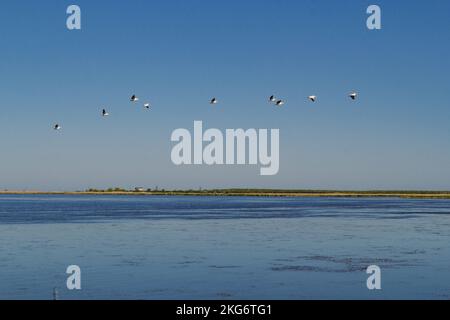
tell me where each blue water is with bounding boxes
[0,195,449,300]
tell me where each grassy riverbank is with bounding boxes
[1,189,450,199]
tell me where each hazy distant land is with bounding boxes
[1,189,450,199]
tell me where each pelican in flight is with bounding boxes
[144,103,151,109]
[130,95,139,102]
[54,124,61,130]
[275,100,285,107]
[210,98,218,105]
[102,109,109,117]
[269,95,276,102]
[349,92,358,100]
[308,95,317,102]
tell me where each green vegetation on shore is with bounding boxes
[1,188,450,199]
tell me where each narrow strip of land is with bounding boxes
[1,189,450,199]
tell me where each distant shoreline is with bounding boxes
[1,189,450,199]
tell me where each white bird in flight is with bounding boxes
[50,90,361,134]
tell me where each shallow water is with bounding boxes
[0,195,449,299]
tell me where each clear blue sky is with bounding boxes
[1,0,449,191]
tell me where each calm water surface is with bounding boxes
[0,195,449,299]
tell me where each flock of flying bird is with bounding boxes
[53,91,358,131]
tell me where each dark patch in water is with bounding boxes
[272,255,417,273]
[217,292,233,297]
[177,260,202,265]
[401,250,426,255]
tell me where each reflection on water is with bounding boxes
[0,195,449,299]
